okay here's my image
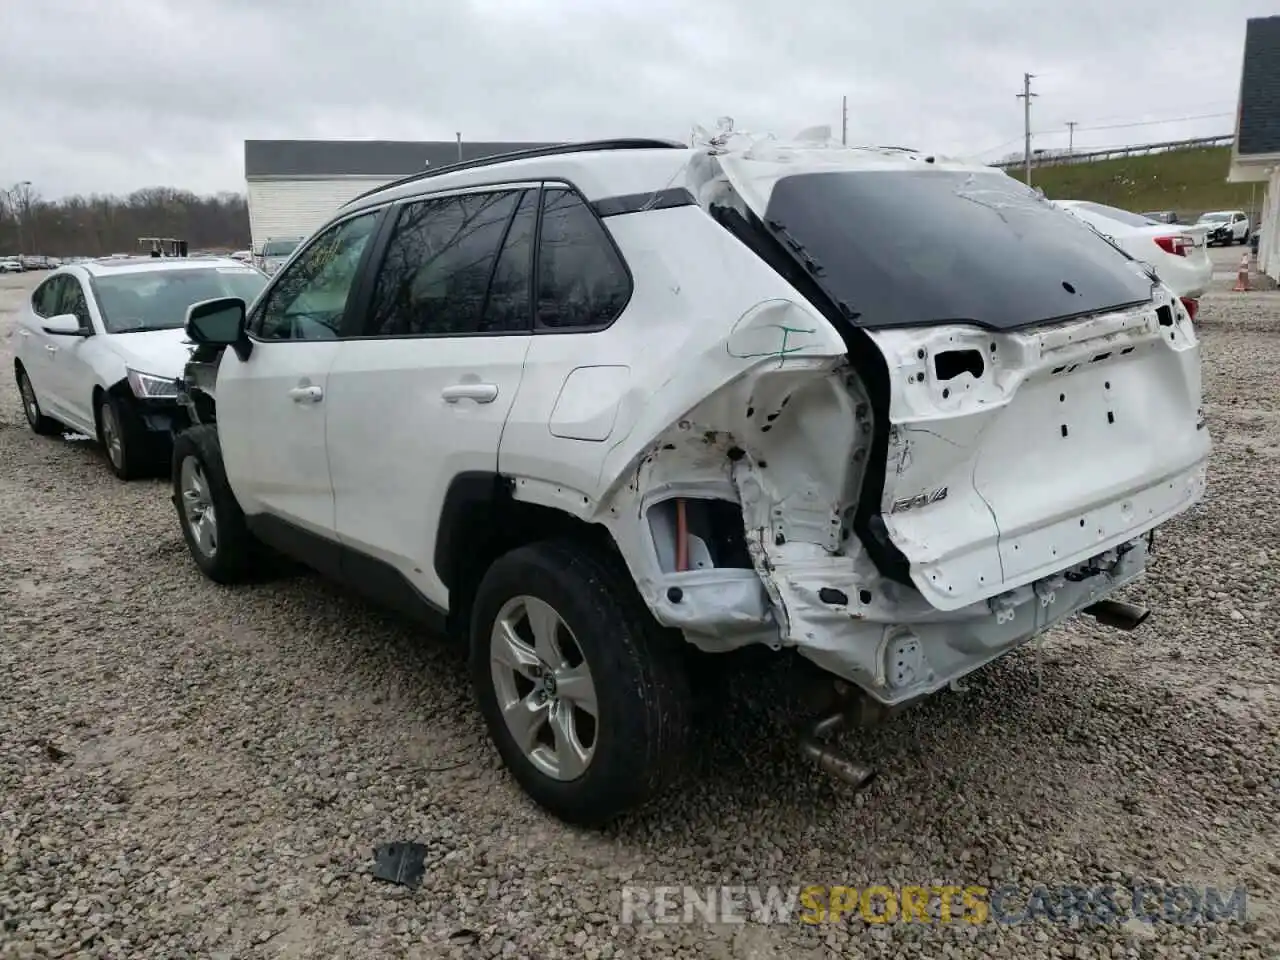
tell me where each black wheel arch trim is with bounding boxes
[434,471,517,591]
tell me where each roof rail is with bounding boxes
[341,138,688,208]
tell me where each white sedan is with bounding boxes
[1051,200,1212,312]
[14,256,267,479]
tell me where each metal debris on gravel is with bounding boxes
[0,267,1277,959]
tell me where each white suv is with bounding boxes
[171,133,1210,824]
[1196,210,1251,246]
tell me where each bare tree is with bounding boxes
[4,181,39,254]
[0,185,249,256]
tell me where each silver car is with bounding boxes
[254,236,303,276]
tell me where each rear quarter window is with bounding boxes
[534,188,631,331]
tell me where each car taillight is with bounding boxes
[1154,235,1192,257]
[1180,297,1199,321]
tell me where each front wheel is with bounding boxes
[98,393,152,480]
[470,540,692,825]
[171,425,258,584]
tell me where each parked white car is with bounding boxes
[1196,210,1251,246]
[0,257,23,273]
[170,135,1209,824]
[14,256,267,478]
[253,237,303,276]
[1052,200,1213,308]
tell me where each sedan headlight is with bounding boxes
[126,369,180,399]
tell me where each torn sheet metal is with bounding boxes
[506,127,1209,707]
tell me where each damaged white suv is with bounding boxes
[171,130,1209,825]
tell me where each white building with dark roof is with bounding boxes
[1228,15,1280,283]
[243,139,554,250]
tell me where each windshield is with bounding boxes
[1067,202,1160,228]
[757,170,1154,331]
[1198,212,1230,223]
[94,266,267,333]
[262,239,300,257]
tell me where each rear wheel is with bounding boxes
[172,425,258,584]
[16,366,60,435]
[470,540,691,825]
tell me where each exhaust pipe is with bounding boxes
[1082,599,1151,631]
[798,710,876,790]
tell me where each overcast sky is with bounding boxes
[0,0,1273,199]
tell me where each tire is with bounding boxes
[171,424,258,584]
[97,393,151,480]
[15,365,61,436]
[470,539,692,825]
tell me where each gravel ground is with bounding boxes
[1,265,1278,960]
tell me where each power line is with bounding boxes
[965,109,1236,159]
[1070,111,1232,133]
[1065,100,1235,126]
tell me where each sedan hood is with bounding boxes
[106,328,192,379]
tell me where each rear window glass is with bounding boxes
[1066,202,1158,228]
[760,170,1155,331]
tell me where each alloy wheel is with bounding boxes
[489,595,599,781]
[179,455,218,558]
[100,403,124,469]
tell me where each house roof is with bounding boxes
[244,139,559,178]
[1238,15,1280,156]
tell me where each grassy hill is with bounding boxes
[1018,146,1262,220]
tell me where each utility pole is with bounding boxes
[841,96,848,145]
[1066,121,1077,155]
[1016,73,1037,185]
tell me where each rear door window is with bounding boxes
[479,190,537,332]
[365,190,523,336]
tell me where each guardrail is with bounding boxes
[992,134,1234,170]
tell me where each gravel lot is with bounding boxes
[2,261,1278,960]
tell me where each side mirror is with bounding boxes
[186,297,251,361]
[42,313,89,337]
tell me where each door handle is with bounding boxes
[441,383,499,404]
[288,385,324,403]
[45,344,58,353]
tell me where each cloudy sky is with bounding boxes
[0,0,1273,199]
